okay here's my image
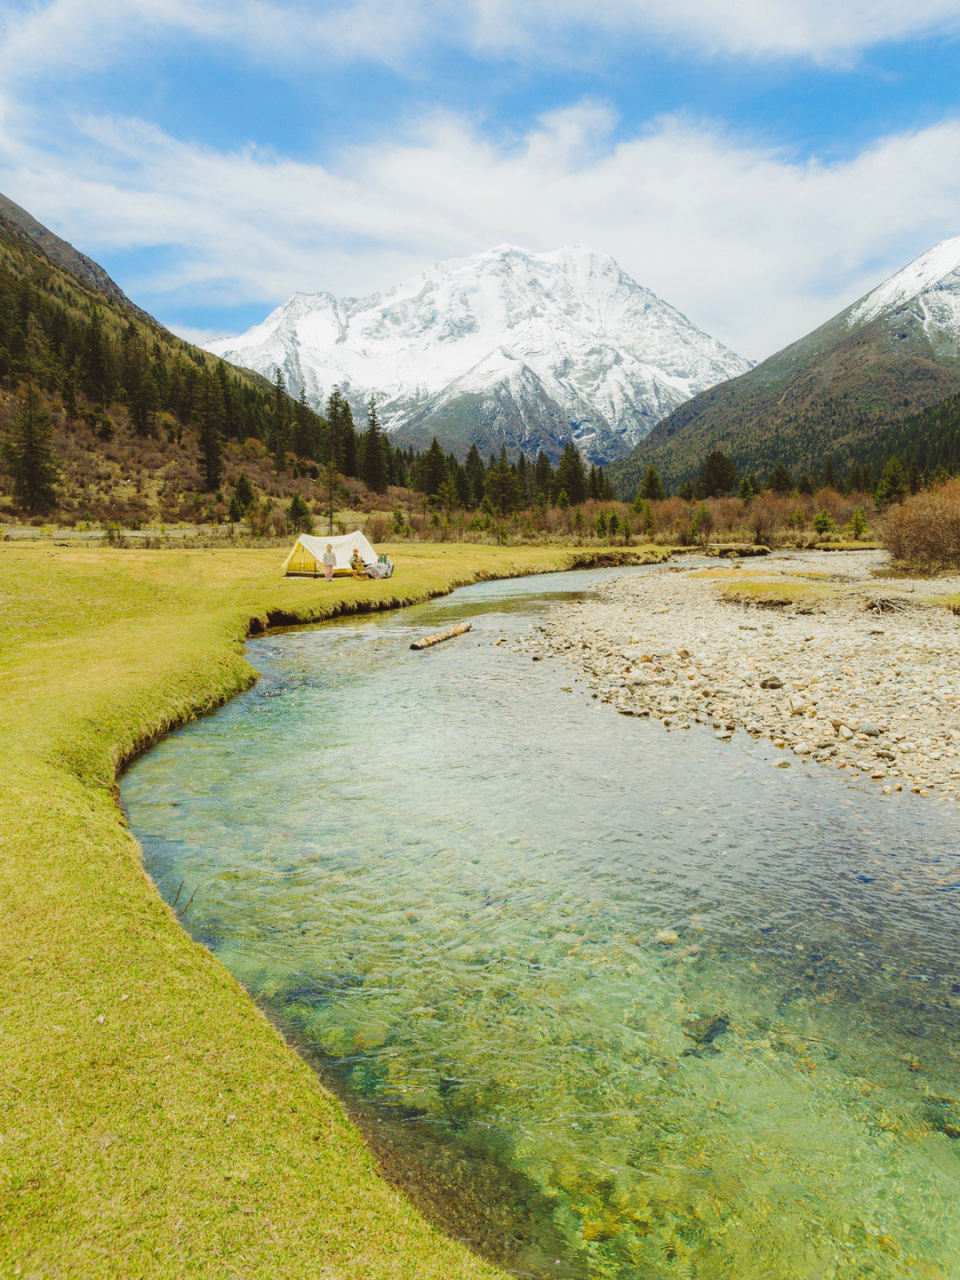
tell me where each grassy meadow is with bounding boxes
[0,539,663,1279]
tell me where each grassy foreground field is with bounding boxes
[0,541,663,1280]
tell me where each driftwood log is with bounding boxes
[410,621,472,650]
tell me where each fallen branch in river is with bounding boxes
[410,621,472,650]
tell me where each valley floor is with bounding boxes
[532,550,960,800]
[5,542,629,1280]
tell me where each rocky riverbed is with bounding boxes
[520,550,960,800]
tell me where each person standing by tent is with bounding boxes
[322,543,337,581]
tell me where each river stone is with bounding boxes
[859,721,881,736]
[760,677,783,689]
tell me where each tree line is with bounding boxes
[408,438,614,515]
[632,448,956,508]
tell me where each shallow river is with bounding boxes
[121,568,960,1279]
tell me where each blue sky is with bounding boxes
[1,0,960,358]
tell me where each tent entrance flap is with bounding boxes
[281,531,378,576]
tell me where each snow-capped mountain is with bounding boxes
[207,245,750,464]
[612,235,960,495]
[846,236,960,357]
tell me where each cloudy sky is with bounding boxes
[1,0,959,359]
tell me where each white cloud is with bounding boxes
[3,0,960,80]
[2,99,960,358]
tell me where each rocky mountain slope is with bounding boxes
[610,237,960,495]
[0,191,151,319]
[207,244,750,465]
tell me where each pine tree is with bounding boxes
[360,396,387,492]
[321,459,340,535]
[464,444,486,507]
[291,388,316,458]
[737,475,756,502]
[453,461,471,507]
[822,455,837,490]
[847,506,868,538]
[270,367,289,474]
[287,492,313,533]
[516,452,532,505]
[341,399,358,477]
[4,385,59,511]
[875,457,908,507]
[215,361,239,440]
[233,471,255,513]
[555,442,587,505]
[325,388,345,466]
[697,450,738,498]
[639,464,665,502]
[418,437,448,498]
[534,451,553,504]
[484,447,520,513]
[81,309,110,402]
[766,463,793,494]
[197,368,224,491]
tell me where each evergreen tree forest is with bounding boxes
[0,224,411,526]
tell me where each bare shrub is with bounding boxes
[884,480,960,572]
[710,497,746,534]
[364,513,390,544]
[749,494,781,545]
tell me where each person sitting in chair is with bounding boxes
[350,548,367,578]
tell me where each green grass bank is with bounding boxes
[0,541,663,1279]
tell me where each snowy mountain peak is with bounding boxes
[207,245,750,464]
[848,236,960,329]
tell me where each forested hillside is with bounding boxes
[609,309,960,499]
[0,206,414,527]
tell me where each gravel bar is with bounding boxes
[523,550,960,801]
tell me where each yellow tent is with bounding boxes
[281,531,379,577]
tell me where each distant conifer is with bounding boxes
[270,367,289,474]
[360,396,388,493]
[766,463,793,494]
[286,492,313,533]
[555,442,587,505]
[4,385,59,512]
[639,464,665,502]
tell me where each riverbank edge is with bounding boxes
[0,542,665,1280]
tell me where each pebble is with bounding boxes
[530,550,960,803]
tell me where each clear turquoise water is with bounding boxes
[121,568,960,1279]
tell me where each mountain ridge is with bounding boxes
[610,236,960,495]
[207,244,750,465]
[0,191,152,322]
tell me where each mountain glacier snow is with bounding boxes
[846,236,960,356]
[207,244,750,463]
